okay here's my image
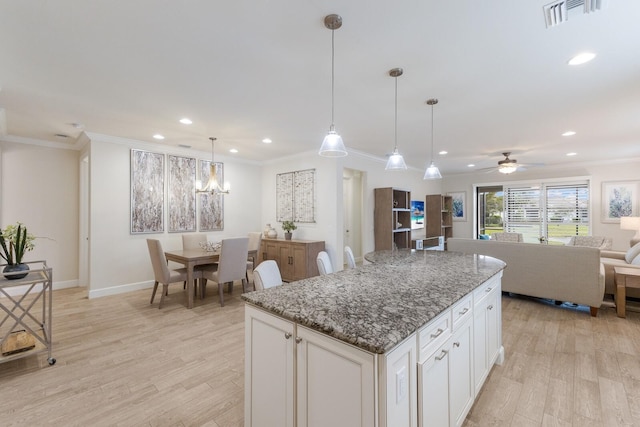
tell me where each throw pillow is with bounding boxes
[625,242,640,264]
[632,254,640,266]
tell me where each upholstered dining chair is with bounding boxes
[344,246,356,269]
[201,237,249,306]
[246,231,263,283]
[316,251,334,275]
[182,233,208,249]
[253,260,283,291]
[146,239,202,308]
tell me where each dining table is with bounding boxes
[164,248,258,309]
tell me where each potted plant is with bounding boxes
[281,221,297,240]
[0,222,36,280]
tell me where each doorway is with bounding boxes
[343,168,364,266]
[476,185,503,238]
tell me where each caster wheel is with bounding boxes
[48,357,56,365]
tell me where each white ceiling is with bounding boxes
[1,0,639,175]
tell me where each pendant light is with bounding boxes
[423,99,442,180]
[385,68,407,170]
[319,14,348,157]
[196,137,230,195]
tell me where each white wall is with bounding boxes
[441,160,640,251]
[0,140,79,283]
[87,134,263,297]
[261,149,442,269]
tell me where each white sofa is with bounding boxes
[447,238,605,316]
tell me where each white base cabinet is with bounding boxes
[245,273,503,427]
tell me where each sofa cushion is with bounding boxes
[625,242,640,264]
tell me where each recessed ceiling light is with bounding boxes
[262,138,272,144]
[438,150,447,155]
[562,131,576,136]
[566,152,577,156]
[568,52,596,66]
[179,118,192,125]
[153,134,165,140]
[467,164,475,167]
[230,148,238,153]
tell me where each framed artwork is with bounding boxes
[411,200,425,229]
[276,169,316,223]
[130,149,165,234]
[168,155,196,232]
[198,159,224,231]
[449,191,466,221]
[602,180,640,223]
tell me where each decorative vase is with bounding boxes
[267,226,277,239]
[263,224,272,238]
[3,263,30,280]
[284,232,292,240]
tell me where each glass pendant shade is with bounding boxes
[385,67,407,171]
[319,14,347,158]
[423,98,442,180]
[385,149,407,170]
[319,128,347,157]
[423,161,442,179]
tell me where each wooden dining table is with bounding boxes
[164,248,258,309]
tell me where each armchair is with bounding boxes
[601,242,640,297]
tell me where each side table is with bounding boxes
[614,266,640,318]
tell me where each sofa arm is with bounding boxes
[601,250,626,260]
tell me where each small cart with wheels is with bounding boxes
[0,260,55,366]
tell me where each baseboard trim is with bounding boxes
[88,280,154,299]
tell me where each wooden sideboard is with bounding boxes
[260,238,325,282]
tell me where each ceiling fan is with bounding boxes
[480,152,544,174]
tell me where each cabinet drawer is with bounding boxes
[473,275,500,306]
[418,310,451,362]
[451,294,473,330]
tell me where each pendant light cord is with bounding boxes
[430,104,434,162]
[330,28,335,129]
[394,76,398,151]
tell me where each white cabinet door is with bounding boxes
[449,317,474,427]
[418,344,450,427]
[473,280,502,395]
[296,325,376,427]
[245,306,295,427]
[384,335,418,427]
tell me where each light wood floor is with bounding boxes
[1,286,640,426]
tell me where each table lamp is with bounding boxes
[620,216,640,247]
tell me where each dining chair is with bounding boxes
[344,246,356,269]
[201,237,249,306]
[316,251,334,276]
[181,233,212,289]
[246,231,263,282]
[253,260,283,291]
[146,239,202,308]
[182,233,208,249]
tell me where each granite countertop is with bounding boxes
[242,249,505,354]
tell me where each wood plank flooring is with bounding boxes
[1,286,639,426]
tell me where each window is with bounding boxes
[503,180,590,244]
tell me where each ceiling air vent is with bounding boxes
[543,0,608,28]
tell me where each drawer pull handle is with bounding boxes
[458,307,469,315]
[430,328,444,339]
[284,332,292,339]
[295,337,303,344]
[487,305,494,310]
[485,287,493,293]
[453,342,460,348]
[435,350,448,361]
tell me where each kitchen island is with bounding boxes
[242,249,506,427]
